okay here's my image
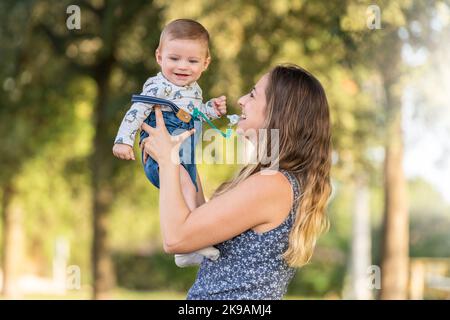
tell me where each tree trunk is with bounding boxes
[91,61,116,300]
[352,176,372,299]
[344,176,372,299]
[379,83,409,300]
[1,182,23,298]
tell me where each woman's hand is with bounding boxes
[140,106,195,166]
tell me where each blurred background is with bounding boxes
[0,0,449,300]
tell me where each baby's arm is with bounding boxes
[113,77,160,160]
[114,102,151,146]
[113,102,151,160]
[199,96,227,119]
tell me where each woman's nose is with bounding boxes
[237,95,246,108]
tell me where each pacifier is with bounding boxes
[226,114,241,126]
[223,114,241,138]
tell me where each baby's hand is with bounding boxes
[113,143,135,161]
[212,96,227,117]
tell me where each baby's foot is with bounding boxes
[174,247,220,268]
[175,253,204,268]
[194,246,220,261]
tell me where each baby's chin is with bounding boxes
[168,78,191,87]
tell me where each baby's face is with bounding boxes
[156,38,210,87]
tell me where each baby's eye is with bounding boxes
[189,60,199,64]
[170,57,179,61]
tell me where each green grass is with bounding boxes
[2,288,315,300]
[2,289,185,300]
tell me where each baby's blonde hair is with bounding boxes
[158,19,210,57]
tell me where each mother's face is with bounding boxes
[236,74,269,133]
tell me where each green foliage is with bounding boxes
[408,178,450,258]
[288,262,346,297]
[1,0,449,299]
[113,251,197,292]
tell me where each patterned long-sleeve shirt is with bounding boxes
[114,72,219,146]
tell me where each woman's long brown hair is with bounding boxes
[213,64,332,267]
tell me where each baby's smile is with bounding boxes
[174,72,190,78]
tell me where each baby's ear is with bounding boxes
[155,48,162,66]
[203,55,211,71]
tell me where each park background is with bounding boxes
[0,0,449,300]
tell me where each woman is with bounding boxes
[140,64,332,299]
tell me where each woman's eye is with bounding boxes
[249,92,255,98]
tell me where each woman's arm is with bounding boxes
[159,163,292,253]
[140,107,292,254]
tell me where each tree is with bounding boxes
[339,0,446,299]
[33,0,163,298]
[0,0,78,298]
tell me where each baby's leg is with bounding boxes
[174,167,220,267]
[195,171,206,206]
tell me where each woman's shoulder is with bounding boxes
[245,169,297,233]
[248,169,296,192]
[226,169,293,211]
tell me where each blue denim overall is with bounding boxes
[132,95,199,191]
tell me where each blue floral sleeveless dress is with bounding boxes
[187,170,300,300]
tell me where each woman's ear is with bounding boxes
[155,48,162,66]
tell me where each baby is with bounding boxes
[113,19,226,267]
